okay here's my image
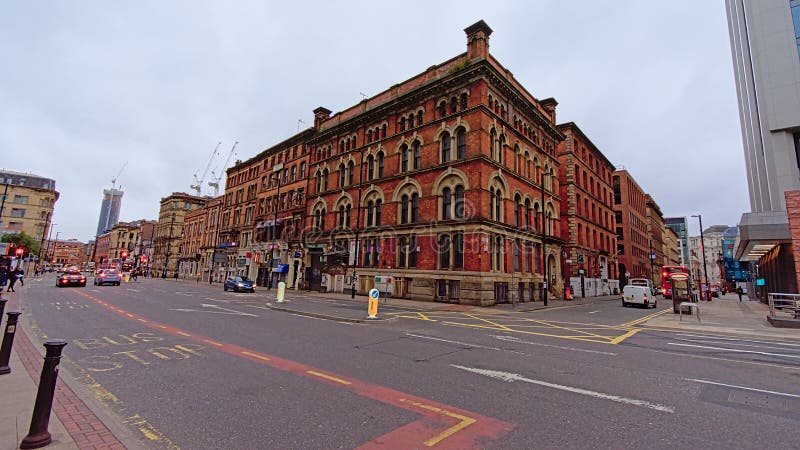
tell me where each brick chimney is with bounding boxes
[464,20,492,60]
[313,107,332,131]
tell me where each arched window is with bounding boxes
[490,129,497,160]
[494,189,502,221]
[417,110,423,125]
[399,117,406,132]
[322,169,329,191]
[367,155,375,181]
[513,145,520,172]
[490,188,496,220]
[456,128,466,159]
[401,195,409,224]
[442,187,452,220]
[367,130,373,142]
[346,138,351,151]
[441,132,451,162]
[377,152,384,178]
[525,198,532,230]
[449,97,457,115]
[438,101,447,118]
[533,203,540,233]
[375,199,382,226]
[454,185,465,219]
[497,134,505,164]
[411,193,419,222]
[366,201,374,227]
[315,171,322,193]
[412,140,421,169]
[514,194,521,227]
[460,93,468,110]
[339,141,344,153]
[381,124,387,138]
[408,114,414,128]
[338,205,346,228]
[400,144,409,172]
[348,161,355,186]
[339,164,346,188]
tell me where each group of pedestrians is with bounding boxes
[0,266,24,293]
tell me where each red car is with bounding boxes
[56,270,87,288]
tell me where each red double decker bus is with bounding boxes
[661,265,690,299]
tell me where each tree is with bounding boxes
[1,232,41,258]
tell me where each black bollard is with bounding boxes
[0,298,7,321]
[20,339,68,449]
[0,311,21,375]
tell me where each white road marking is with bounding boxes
[175,292,192,296]
[675,338,800,352]
[492,335,617,356]
[170,304,258,317]
[405,333,525,354]
[90,289,101,293]
[588,310,600,314]
[126,288,140,292]
[668,342,800,359]
[452,365,674,413]
[687,378,800,398]
[205,297,229,302]
[675,333,800,348]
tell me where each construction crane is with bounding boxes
[190,142,221,196]
[111,161,128,191]
[208,141,238,197]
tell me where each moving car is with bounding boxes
[56,269,86,288]
[94,268,121,286]
[622,285,657,308]
[630,278,657,296]
[224,276,255,293]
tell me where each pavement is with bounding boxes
[1,279,798,449]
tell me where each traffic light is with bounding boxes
[15,247,24,258]
[121,251,128,261]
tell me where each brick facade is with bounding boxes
[556,122,618,297]
[613,169,649,285]
[645,194,665,286]
[152,193,208,277]
[784,190,800,293]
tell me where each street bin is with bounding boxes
[670,274,692,314]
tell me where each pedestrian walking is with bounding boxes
[7,269,18,292]
[16,268,24,286]
[736,286,743,302]
[131,268,138,282]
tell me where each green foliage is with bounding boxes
[1,232,41,257]
[447,59,470,75]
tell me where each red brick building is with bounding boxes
[92,232,112,266]
[304,21,563,305]
[613,169,649,285]
[47,239,88,268]
[218,131,313,286]
[180,196,223,282]
[556,122,618,297]
[645,194,665,286]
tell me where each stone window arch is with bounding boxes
[412,140,421,169]
[397,182,421,225]
[364,189,384,227]
[490,128,497,160]
[455,127,467,159]
[440,131,452,163]
[400,143,410,173]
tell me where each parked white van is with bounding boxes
[622,285,657,308]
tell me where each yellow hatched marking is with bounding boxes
[463,314,514,332]
[241,351,271,361]
[442,321,612,344]
[398,399,476,447]
[203,339,224,347]
[621,309,670,327]
[610,328,641,344]
[307,370,351,385]
[513,318,610,339]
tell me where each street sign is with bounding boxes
[577,254,585,264]
[367,288,380,318]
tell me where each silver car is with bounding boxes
[94,268,121,286]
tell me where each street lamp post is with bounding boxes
[351,149,365,299]
[267,163,284,290]
[692,214,711,301]
[540,172,551,306]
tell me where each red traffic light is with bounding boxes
[121,251,128,260]
[15,247,24,257]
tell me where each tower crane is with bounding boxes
[111,161,128,191]
[208,141,238,197]
[190,142,221,196]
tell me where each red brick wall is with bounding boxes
[784,190,800,292]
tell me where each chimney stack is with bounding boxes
[464,20,492,60]
[313,107,332,131]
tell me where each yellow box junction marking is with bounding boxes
[399,398,476,447]
[621,308,670,327]
[307,370,352,385]
[610,328,641,344]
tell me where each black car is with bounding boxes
[224,276,255,293]
[57,270,87,288]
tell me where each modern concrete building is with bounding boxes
[726,0,800,292]
[95,188,124,236]
[665,217,690,268]
[0,170,58,245]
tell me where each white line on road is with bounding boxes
[675,333,800,348]
[675,338,800,352]
[451,365,674,413]
[170,304,258,317]
[126,289,139,292]
[588,310,600,314]
[405,333,525,354]
[492,335,617,356]
[668,342,800,359]
[175,292,192,296]
[687,378,800,398]
[205,297,229,302]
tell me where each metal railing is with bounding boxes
[767,293,800,319]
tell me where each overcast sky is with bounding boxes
[0,1,747,241]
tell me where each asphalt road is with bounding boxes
[16,276,800,449]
